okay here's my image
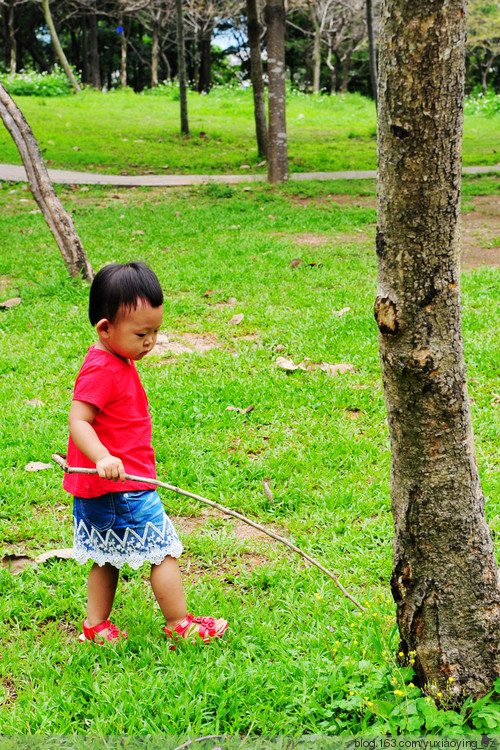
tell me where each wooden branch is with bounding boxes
[0,84,94,282]
[51,454,365,612]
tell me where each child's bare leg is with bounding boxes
[151,556,226,635]
[150,555,188,629]
[86,562,120,627]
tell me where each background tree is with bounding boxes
[0,81,93,280]
[176,0,189,134]
[365,0,377,106]
[376,0,500,700]
[466,0,500,95]
[41,0,81,91]
[246,0,267,158]
[265,0,288,182]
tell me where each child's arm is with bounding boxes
[68,400,126,482]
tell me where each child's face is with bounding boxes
[97,300,163,361]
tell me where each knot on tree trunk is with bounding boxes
[374,295,400,336]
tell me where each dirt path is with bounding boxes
[0,162,499,186]
[461,195,500,270]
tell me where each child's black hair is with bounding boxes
[89,262,163,326]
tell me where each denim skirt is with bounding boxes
[73,489,183,570]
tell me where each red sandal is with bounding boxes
[79,619,128,644]
[164,613,228,648]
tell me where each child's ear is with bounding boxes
[96,318,111,337]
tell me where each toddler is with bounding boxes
[64,261,228,645]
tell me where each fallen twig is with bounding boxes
[51,453,365,612]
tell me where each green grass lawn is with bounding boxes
[1,175,500,734]
[0,88,499,174]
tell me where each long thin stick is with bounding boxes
[52,453,365,612]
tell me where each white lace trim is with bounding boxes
[73,517,183,569]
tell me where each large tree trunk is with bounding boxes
[265,0,288,183]
[88,10,101,90]
[175,0,189,135]
[246,0,268,159]
[376,0,500,701]
[0,83,94,282]
[42,0,81,93]
[366,0,377,108]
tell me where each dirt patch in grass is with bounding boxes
[57,619,80,639]
[272,230,372,248]
[152,332,220,357]
[288,194,376,209]
[174,512,280,543]
[461,195,500,270]
[0,275,13,297]
[285,193,499,269]
[174,512,281,576]
[1,678,18,707]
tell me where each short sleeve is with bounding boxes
[73,360,116,411]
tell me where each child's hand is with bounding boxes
[96,455,126,482]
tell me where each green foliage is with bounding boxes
[0,68,76,97]
[464,91,500,115]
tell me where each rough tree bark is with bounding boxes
[0,83,94,282]
[175,0,189,135]
[42,0,81,93]
[246,0,268,159]
[265,0,288,183]
[376,0,500,701]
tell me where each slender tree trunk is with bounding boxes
[152,19,159,87]
[8,2,16,74]
[0,83,93,281]
[265,0,288,183]
[118,15,127,89]
[89,10,101,90]
[246,0,268,158]
[197,28,213,93]
[26,37,51,72]
[366,0,377,108]
[161,51,171,82]
[42,0,81,93]
[376,0,500,701]
[326,38,337,93]
[1,6,8,68]
[340,47,353,93]
[81,18,90,85]
[175,0,189,135]
[311,8,321,95]
[481,67,488,95]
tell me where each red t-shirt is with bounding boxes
[63,346,157,497]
